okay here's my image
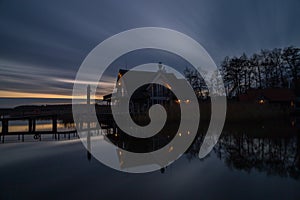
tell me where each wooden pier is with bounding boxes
[0,115,77,143]
[0,86,117,143]
[0,112,118,143]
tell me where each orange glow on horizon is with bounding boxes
[0,90,103,99]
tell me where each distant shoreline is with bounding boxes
[0,98,90,109]
[0,100,298,121]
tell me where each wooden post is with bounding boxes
[32,119,36,132]
[24,118,31,142]
[28,119,32,133]
[2,119,8,143]
[52,115,58,140]
[87,120,91,161]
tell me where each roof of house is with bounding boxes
[116,68,179,86]
[107,67,178,89]
[238,88,296,102]
[102,67,194,103]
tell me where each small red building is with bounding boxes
[238,88,296,107]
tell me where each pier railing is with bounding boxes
[0,115,77,143]
[0,112,117,143]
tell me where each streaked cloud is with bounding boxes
[0,0,299,99]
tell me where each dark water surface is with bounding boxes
[0,120,299,200]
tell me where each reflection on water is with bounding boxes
[187,120,300,180]
[215,133,300,179]
[0,120,76,133]
[1,116,299,179]
[95,119,300,179]
[0,119,300,199]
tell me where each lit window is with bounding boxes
[259,99,265,104]
[291,101,294,107]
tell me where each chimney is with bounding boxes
[158,62,163,71]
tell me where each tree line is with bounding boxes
[184,46,300,98]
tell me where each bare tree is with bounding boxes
[282,46,300,87]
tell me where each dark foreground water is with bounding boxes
[0,120,299,200]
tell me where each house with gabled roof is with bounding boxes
[103,63,188,114]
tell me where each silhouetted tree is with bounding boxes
[185,46,300,98]
[282,46,300,87]
[218,46,300,97]
[184,67,207,99]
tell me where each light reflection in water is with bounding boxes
[94,119,300,179]
[0,116,77,132]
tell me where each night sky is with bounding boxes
[1,0,300,99]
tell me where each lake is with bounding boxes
[0,119,299,200]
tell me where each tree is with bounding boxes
[183,67,207,99]
[269,48,285,87]
[193,46,300,98]
[250,53,263,88]
[282,46,300,87]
